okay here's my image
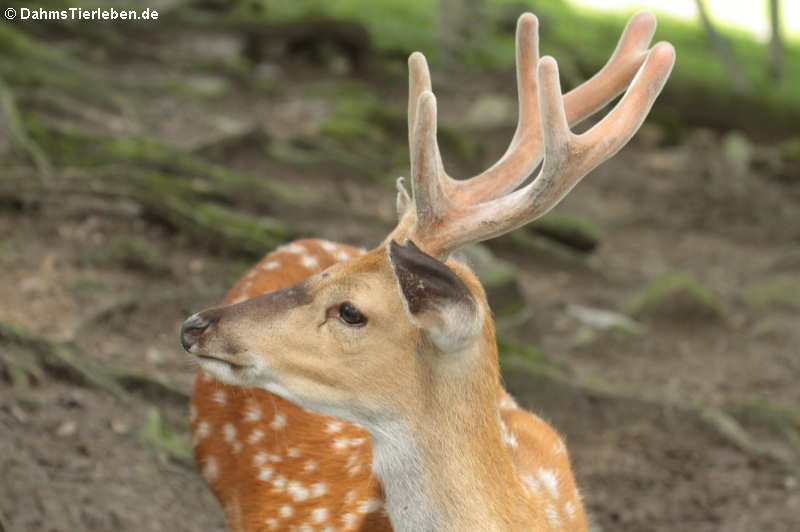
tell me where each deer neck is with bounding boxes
[365,341,530,532]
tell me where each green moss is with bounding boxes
[313,81,410,177]
[88,237,164,272]
[25,118,304,206]
[723,397,800,446]
[230,0,437,56]
[530,211,602,252]
[318,83,402,145]
[438,124,481,166]
[0,80,51,176]
[321,96,386,143]
[193,202,291,253]
[71,277,108,293]
[140,408,192,463]
[0,22,127,111]
[501,228,585,264]
[496,336,564,375]
[745,275,800,310]
[625,272,724,320]
[128,178,296,258]
[779,137,800,162]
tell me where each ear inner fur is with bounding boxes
[388,240,474,315]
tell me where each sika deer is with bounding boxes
[182,12,674,531]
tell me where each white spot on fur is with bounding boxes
[287,447,301,458]
[195,421,211,441]
[202,456,218,481]
[271,475,287,492]
[332,438,349,451]
[248,429,264,444]
[358,248,367,255]
[311,507,329,523]
[287,481,310,502]
[320,240,338,252]
[335,250,350,262]
[257,466,274,482]
[252,451,267,467]
[499,394,518,409]
[310,481,327,497]
[521,473,539,495]
[232,441,243,454]
[350,437,367,447]
[244,403,262,422]
[267,453,282,463]
[553,439,566,454]
[270,412,287,430]
[282,243,305,254]
[320,526,335,532]
[265,517,278,530]
[189,404,197,422]
[545,503,561,528]
[501,421,519,449]
[564,500,576,520]
[325,421,342,433]
[279,504,293,518]
[298,525,313,532]
[231,295,247,304]
[212,390,226,405]
[245,270,257,279]
[262,260,280,270]
[223,423,236,442]
[304,460,318,472]
[345,490,356,504]
[341,513,357,529]
[357,498,382,514]
[348,464,362,476]
[538,468,560,499]
[301,255,319,269]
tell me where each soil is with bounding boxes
[1,15,799,532]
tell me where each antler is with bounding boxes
[406,11,660,207]
[400,11,675,259]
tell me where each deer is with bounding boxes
[180,11,674,532]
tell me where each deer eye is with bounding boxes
[339,302,366,326]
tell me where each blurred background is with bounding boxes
[0,0,798,530]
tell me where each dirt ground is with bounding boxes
[1,16,799,532]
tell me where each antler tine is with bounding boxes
[408,52,433,150]
[444,11,658,205]
[396,52,436,219]
[418,42,675,258]
[562,11,657,124]
[409,91,450,238]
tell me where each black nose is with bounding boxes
[181,313,213,351]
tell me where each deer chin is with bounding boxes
[194,351,263,387]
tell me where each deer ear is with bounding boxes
[389,240,483,352]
